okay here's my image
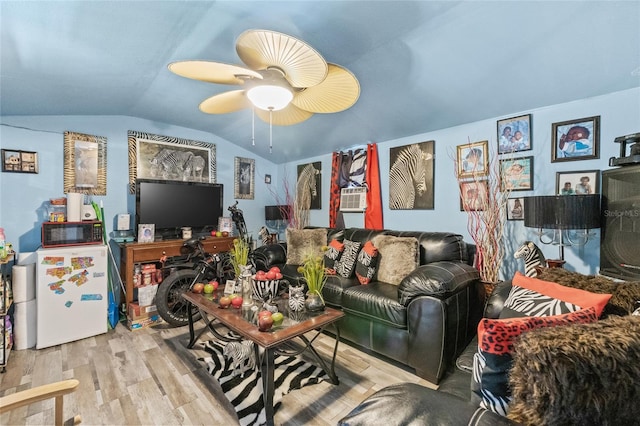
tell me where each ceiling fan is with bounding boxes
[168,29,360,127]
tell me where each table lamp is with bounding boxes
[265,205,289,242]
[523,194,601,267]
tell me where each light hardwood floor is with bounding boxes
[0,320,437,425]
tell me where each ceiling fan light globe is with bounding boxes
[247,85,293,111]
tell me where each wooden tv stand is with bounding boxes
[118,237,234,309]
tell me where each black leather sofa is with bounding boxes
[339,281,513,425]
[339,276,640,426]
[253,227,484,384]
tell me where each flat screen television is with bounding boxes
[135,178,223,239]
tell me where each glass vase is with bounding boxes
[239,265,253,307]
[305,292,325,312]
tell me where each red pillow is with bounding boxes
[323,238,345,272]
[355,240,379,284]
[472,306,599,416]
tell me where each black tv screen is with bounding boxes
[136,179,223,239]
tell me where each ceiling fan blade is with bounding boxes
[168,60,262,85]
[292,63,360,113]
[255,104,313,126]
[236,30,327,88]
[199,90,251,114]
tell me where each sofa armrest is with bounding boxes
[339,383,514,426]
[398,261,480,306]
[252,243,287,271]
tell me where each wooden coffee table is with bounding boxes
[182,292,344,426]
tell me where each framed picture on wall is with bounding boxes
[456,140,488,178]
[2,149,38,173]
[507,197,525,220]
[389,141,435,210]
[297,161,322,210]
[234,156,255,199]
[64,131,107,195]
[551,116,600,162]
[497,114,532,154]
[459,180,489,211]
[127,130,216,194]
[500,156,534,191]
[555,170,599,195]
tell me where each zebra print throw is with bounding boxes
[198,339,327,426]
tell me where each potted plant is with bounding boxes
[297,251,327,311]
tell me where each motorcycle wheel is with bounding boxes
[156,269,201,327]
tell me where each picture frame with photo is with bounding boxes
[507,197,525,221]
[555,170,600,195]
[64,131,107,194]
[459,180,489,211]
[497,114,532,154]
[234,157,255,199]
[2,149,39,173]
[137,224,155,243]
[500,156,534,191]
[551,116,600,162]
[456,140,488,178]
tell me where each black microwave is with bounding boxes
[41,221,104,248]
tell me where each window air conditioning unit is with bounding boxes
[340,187,367,212]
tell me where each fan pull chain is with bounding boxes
[269,108,273,153]
[251,108,256,146]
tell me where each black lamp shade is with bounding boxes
[523,195,601,230]
[265,205,287,221]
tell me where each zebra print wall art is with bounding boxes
[389,141,434,210]
[297,161,321,210]
[234,156,255,199]
[63,131,107,195]
[127,130,216,193]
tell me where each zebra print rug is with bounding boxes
[197,339,327,426]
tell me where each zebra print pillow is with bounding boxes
[324,239,345,273]
[355,241,379,284]
[334,240,362,278]
[501,272,612,319]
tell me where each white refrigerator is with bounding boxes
[36,245,108,349]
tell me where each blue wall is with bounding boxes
[0,116,281,253]
[1,88,638,278]
[280,88,640,278]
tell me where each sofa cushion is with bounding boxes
[502,272,611,318]
[285,228,327,265]
[355,240,379,284]
[339,383,514,426]
[335,239,362,278]
[372,235,419,285]
[508,315,640,426]
[324,238,345,272]
[322,274,359,307]
[342,282,407,328]
[471,306,598,417]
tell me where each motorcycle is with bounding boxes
[155,202,258,327]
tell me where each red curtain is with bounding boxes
[365,143,384,229]
[329,151,342,228]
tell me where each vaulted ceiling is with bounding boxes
[2,1,638,163]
